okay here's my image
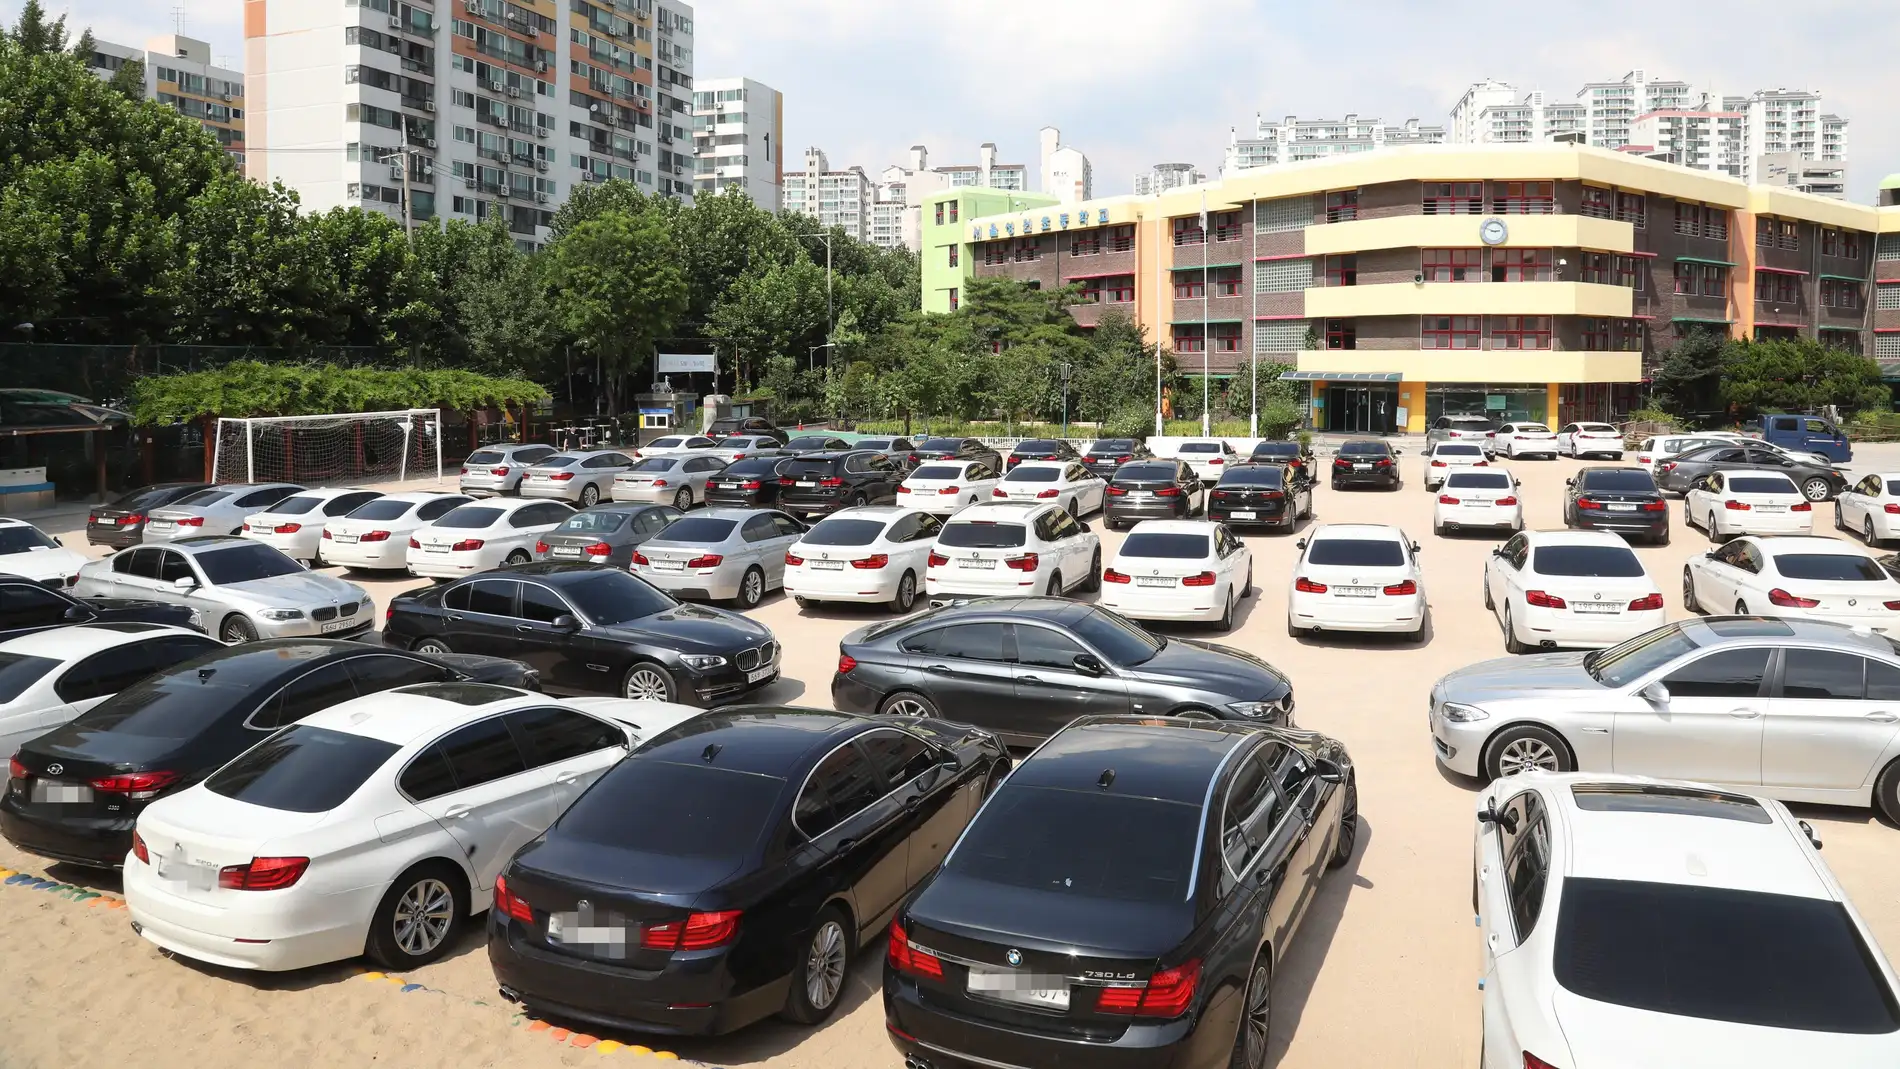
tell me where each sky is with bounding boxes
[33,0,1900,202]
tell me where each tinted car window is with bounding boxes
[631,457,680,472]
[910,465,965,481]
[1579,470,1657,492]
[1445,472,1513,489]
[235,488,297,508]
[657,518,737,543]
[857,730,937,786]
[463,579,516,616]
[1505,805,1551,936]
[949,787,1198,904]
[1531,546,1645,578]
[932,623,1008,662]
[0,653,59,702]
[174,490,233,508]
[802,518,887,546]
[1071,608,1163,666]
[155,551,195,585]
[1308,538,1405,567]
[556,511,629,534]
[560,761,780,860]
[920,439,965,452]
[796,742,886,833]
[1434,444,1485,456]
[1780,650,1867,700]
[267,496,323,515]
[1217,468,1284,486]
[1252,443,1300,458]
[1120,533,1210,559]
[0,584,74,629]
[1727,477,1799,494]
[253,661,361,730]
[398,745,459,801]
[558,571,675,626]
[205,725,398,813]
[722,458,785,478]
[1089,440,1137,454]
[348,499,416,522]
[1113,463,1180,482]
[510,706,623,765]
[467,450,505,465]
[415,498,466,521]
[194,543,304,585]
[111,486,198,511]
[1774,554,1884,582]
[518,584,572,624]
[432,506,505,529]
[1003,467,1061,483]
[346,655,449,694]
[937,522,1026,549]
[1014,626,1086,670]
[1662,648,1770,699]
[436,716,528,788]
[1337,442,1393,457]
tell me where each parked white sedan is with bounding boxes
[241,488,384,565]
[0,624,219,758]
[1835,472,1900,547]
[926,502,1101,602]
[1682,534,1900,628]
[319,492,472,572]
[1484,530,1665,653]
[637,434,720,458]
[407,499,575,579]
[0,518,88,588]
[784,506,941,613]
[124,685,703,972]
[1494,421,1559,459]
[1433,470,1522,536]
[1556,421,1625,459]
[897,460,1001,515]
[1422,441,1492,490]
[1685,471,1813,541]
[1099,520,1252,629]
[1172,439,1239,482]
[1286,523,1426,640]
[992,460,1107,517]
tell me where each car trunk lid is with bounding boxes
[135,793,326,905]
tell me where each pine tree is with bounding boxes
[9,0,70,55]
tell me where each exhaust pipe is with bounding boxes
[1539,640,1557,648]
[904,1056,934,1069]
[129,921,143,936]
[497,986,521,1004]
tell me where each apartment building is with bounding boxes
[1628,106,1746,179]
[1453,88,1587,147]
[691,76,780,208]
[945,144,1899,431]
[87,34,245,162]
[1224,114,1446,173]
[1879,176,1900,371]
[245,0,696,248]
[1133,163,1206,196]
[781,146,873,237]
[785,142,1034,249]
[1039,126,1093,205]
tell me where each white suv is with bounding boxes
[1475,772,1900,1069]
[926,502,1101,603]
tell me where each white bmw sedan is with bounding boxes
[1834,472,1900,547]
[0,624,219,757]
[1434,470,1522,536]
[320,492,473,573]
[241,488,385,565]
[991,460,1107,517]
[1286,523,1426,640]
[1494,421,1559,459]
[1556,421,1625,460]
[1423,442,1492,490]
[1685,471,1813,541]
[1683,535,1900,628]
[925,502,1101,602]
[1099,520,1252,629]
[1484,530,1665,654]
[407,499,575,578]
[1474,772,1900,1069]
[123,685,703,973]
[784,506,940,613]
[897,460,1000,515]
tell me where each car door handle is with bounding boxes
[554,771,582,784]
[1727,707,1763,719]
[442,805,471,820]
[903,794,921,811]
[1865,711,1899,723]
[447,614,463,622]
[515,624,537,633]
[923,664,953,675]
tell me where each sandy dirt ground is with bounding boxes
[5,446,1900,1069]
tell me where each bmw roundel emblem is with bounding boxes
[1005,949,1023,967]
[44,763,62,776]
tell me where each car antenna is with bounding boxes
[702,743,722,762]
[197,667,216,683]
[1097,768,1115,790]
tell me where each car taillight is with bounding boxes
[1638,455,1652,464]
[1183,571,1216,587]
[1333,458,1351,468]
[452,539,485,551]
[1155,487,1183,497]
[1474,460,1490,467]
[738,480,763,490]
[819,476,844,487]
[1628,593,1665,611]
[360,530,391,542]
[534,540,550,553]
[1208,458,1223,466]
[928,552,948,567]
[632,550,650,566]
[1497,496,1518,506]
[888,921,944,980]
[685,554,723,569]
[240,523,251,532]
[321,529,333,540]
[1523,1055,1560,1069]
[786,551,805,566]
[908,454,920,463]
[385,605,393,623]
[219,856,310,891]
[131,830,150,865]
[491,467,511,476]
[1430,460,1447,468]
[274,523,301,534]
[1375,458,1393,467]
[1886,504,1900,514]
[582,542,612,556]
[837,654,857,674]
[1383,579,1417,596]
[1036,489,1059,499]
[853,554,890,569]
[1106,486,1128,496]
[1768,587,1820,608]
[1641,500,1666,512]
[933,486,956,495]
[1724,500,1751,511]
[1659,462,1677,475]
[1003,553,1039,571]
[642,910,742,951]
[897,485,912,493]
[176,516,204,527]
[730,453,747,460]
[1791,501,1813,512]
[1576,497,1600,509]
[7,754,25,781]
[1103,568,1131,584]
[91,770,179,799]
[651,479,670,488]
[779,477,796,486]
[1438,495,1460,505]
[121,514,144,525]
[550,472,575,481]
[493,874,533,922]
[992,488,1008,497]
[1098,959,1200,1018]
[409,537,421,548]
[1525,590,1567,608]
[1295,577,1327,593]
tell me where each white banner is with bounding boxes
[656,352,717,374]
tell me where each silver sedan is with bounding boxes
[630,508,808,609]
[518,450,639,507]
[611,455,728,510]
[144,483,305,541]
[74,536,374,643]
[459,443,560,497]
[704,435,783,464]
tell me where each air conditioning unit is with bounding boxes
[536,160,548,172]
[390,165,405,180]
[582,171,598,182]
[602,115,617,127]
[464,176,476,189]
[536,192,549,204]
[535,61,547,72]
[535,127,548,138]
[426,137,437,148]
[424,100,437,112]
[388,15,403,28]
[220,92,233,101]
[464,0,478,12]
[507,86,520,98]
[497,187,512,199]
[489,82,504,93]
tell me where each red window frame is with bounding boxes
[1172,217,1205,246]
[1756,272,1799,304]
[1579,186,1613,219]
[947,245,958,268]
[1673,262,1697,295]
[947,202,959,224]
[1325,318,1355,349]
[1325,255,1357,287]
[1214,267,1243,297]
[1615,192,1646,228]
[1823,229,1841,257]
[933,203,945,226]
[1823,278,1862,309]
[1700,264,1727,298]
[1490,316,1551,350]
[1702,207,1728,242]
[1422,182,1483,215]
[1324,190,1358,223]
[1172,326,1205,354]
[1078,278,1105,303]
[1106,275,1135,303]
[1581,317,1611,351]
[983,243,1009,266]
[1211,323,1242,352]
[1493,181,1554,215]
[1614,255,1643,291]
[1580,252,1611,285]
[1173,273,1205,300]
[1778,220,1800,251]
[1844,233,1862,259]
[1108,224,1135,253]
[1211,211,1241,241]
[1422,248,1482,282]
[1013,238,1040,263]
[1615,319,1645,352]
[948,288,959,311]
[1491,248,1551,283]
[1757,217,1774,246]
[1674,202,1701,237]
[1070,230,1100,256]
[1420,316,1481,349]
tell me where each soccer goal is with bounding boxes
[212,410,443,486]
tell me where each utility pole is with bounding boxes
[1059,361,1072,438]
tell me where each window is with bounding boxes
[857,730,937,786]
[795,742,885,834]
[252,662,361,731]
[1614,255,1644,291]
[931,623,1008,662]
[1108,224,1135,252]
[54,639,203,704]
[1013,626,1086,670]
[1879,234,1900,261]
[1211,211,1241,241]
[982,242,1008,266]
[1422,248,1483,283]
[947,287,959,311]
[1702,207,1729,241]
[1878,283,1900,310]
[510,706,622,764]
[948,202,958,223]
[1421,316,1482,349]
[1214,266,1243,297]
[1172,217,1205,246]
[1615,192,1646,228]
[1504,794,1551,937]
[1844,232,1863,259]
[206,726,399,814]
[1822,278,1862,310]
[1777,219,1800,251]
[518,583,574,624]
[1674,202,1701,237]
[947,244,958,268]
[1779,650,1867,701]
[1662,648,1770,698]
[1757,217,1775,247]
[933,203,944,226]
[1255,320,1304,354]
[436,715,529,788]
[1877,333,1900,359]
[1324,254,1357,287]
[1578,186,1613,219]
[1211,323,1242,352]
[1104,275,1134,303]
[1220,750,1279,874]
[1070,230,1100,256]
[1423,181,1484,215]
[0,584,75,630]
[1580,317,1611,351]
[1580,252,1612,285]
[1758,272,1801,304]
[345,656,448,695]
[1493,181,1553,214]
[1323,189,1358,223]
[1173,273,1205,300]
[1258,195,1313,233]
[1491,249,1551,283]
[1676,262,1728,297]
[1013,238,1040,263]
[1490,316,1551,350]
[1172,325,1205,353]
[1325,319,1355,350]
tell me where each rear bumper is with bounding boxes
[123,860,373,971]
[0,796,136,868]
[1517,604,1666,648]
[320,539,409,569]
[244,530,320,561]
[1330,470,1399,487]
[1567,441,1625,457]
[520,484,584,502]
[87,523,143,547]
[785,567,905,603]
[779,493,849,517]
[925,573,1042,598]
[459,476,516,497]
[1437,504,1521,530]
[1207,506,1293,528]
[636,565,742,602]
[830,671,883,713]
[1103,500,1190,525]
[408,550,494,578]
[704,491,770,509]
[1573,510,1668,536]
[1098,587,1225,622]
[885,976,1211,1069]
[1288,591,1423,633]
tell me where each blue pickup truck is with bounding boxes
[1755,413,1853,463]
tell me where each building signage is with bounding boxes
[656,352,717,374]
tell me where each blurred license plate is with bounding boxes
[958,559,994,569]
[1605,503,1637,512]
[654,560,685,571]
[746,666,774,683]
[812,560,845,571]
[1335,585,1377,597]
[796,481,817,487]
[149,521,174,531]
[967,967,1069,1010]
[1137,576,1175,588]
[30,781,91,805]
[1230,510,1256,519]
[1353,464,1370,471]
[1573,603,1620,614]
[320,619,355,633]
[155,855,217,890]
[423,544,448,553]
[332,533,359,543]
[552,548,582,559]
[1757,505,1786,513]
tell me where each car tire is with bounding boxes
[505,549,531,565]
[1243,564,1253,597]
[736,566,766,609]
[879,690,940,719]
[889,571,917,614]
[1407,610,1427,644]
[1216,587,1234,631]
[1682,568,1702,614]
[219,615,258,644]
[1433,520,1446,538]
[579,483,600,507]
[1286,618,1305,639]
[1867,517,1882,548]
[1081,549,1102,593]
[1482,724,1573,781]
[1801,476,1831,502]
[1736,599,1750,616]
[780,906,853,1026]
[1835,503,1847,531]
[412,637,453,655]
[1873,758,1900,826]
[849,491,868,508]
[1329,774,1358,869]
[1227,952,1271,1069]
[622,661,677,702]
[1066,498,1079,519]
[1706,512,1724,543]
[1483,577,1494,610]
[366,861,466,971]
[1502,604,1529,655]
[674,487,692,511]
[1331,479,1343,492]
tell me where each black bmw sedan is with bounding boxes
[886,715,1357,1069]
[1563,466,1670,544]
[0,574,199,642]
[1082,438,1154,479]
[832,598,1294,746]
[912,437,1003,471]
[1329,440,1402,490]
[489,707,1010,1037]
[1,640,534,868]
[704,457,792,509]
[383,564,778,706]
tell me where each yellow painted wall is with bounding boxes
[1295,349,1641,384]
[1305,281,1634,319]
[1399,381,1426,432]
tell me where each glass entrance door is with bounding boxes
[1324,386,1398,434]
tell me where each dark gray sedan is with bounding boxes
[1655,442,1847,502]
[531,503,682,569]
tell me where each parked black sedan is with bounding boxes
[1005,438,1081,470]
[832,598,1294,746]
[489,707,1011,1037]
[0,574,199,642]
[776,450,904,518]
[886,715,1356,1069]
[1656,442,1847,502]
[1209,462,1313,531]
[1082,438,1154,478]
[707,416,787,445]
[1102,460,1205,530]
[1248,439,1315,478]
[912,437,1003,471]
[1563,466,1670,543]
[384,563,778,706]
[704,456,792,509]
[1329,440,1402,490]
[1,639,534,868]
[86,483,212,549]
[781,434,853,455]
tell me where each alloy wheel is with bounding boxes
[392,878,455,957]
[1802,478,1830,502]
[885,697,933,718]
[1497,737,1560,775]
[805,920,848,1011]
[744,569,765,605]
[625,668,670,700]
[579,484,600,507]
[1241,963,1271,1069]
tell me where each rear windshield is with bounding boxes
[1574,423,1618,433]
[432,506,505,529]
[1218,468,1283,486]
[1729,477,1798,494]
[466,450,504,465]
[1532,545,1645,578]
[1446,472,1512,489]
[1308,538,1404,567]
[1434,444,1484,456]
[782,458,841,479]
[1252,443,1299,457]
[71,672,256,740]
[856,439,897,450]
[1115,464,1178,482]
[1580,470,1656,491]
[629,457,679,472]
[948,786,1199,905]
[655,517,737,543]
[562,570,677,626]
[205,725,399,813]
[1445,417,1495,429]
[559,760,782,860]
[537,455,580,468]
[1338,442,1391,457]
[174,490,232,508]
[910,465,965,481]
[0,653,59,703]
[724,458,785,478]
[1512,424,1551,433]
[347,498,418,521]
[938,522,1026,549]
[920,439,965,452]
[801,518,887,547]
[785,437,834,451]
[1554,878,1900,1034]
[266,496,323,515]
[196,543,305,585]
[556,511,629,534]
[1088,440,1137,454]
[1004,467,1060,483]
[1120,533,1209,559]
[1775,554,1885,582]
[111,486,194,510]
[1014,441,1062,453]
[1178,442,1220,453]
[647,439,686,449]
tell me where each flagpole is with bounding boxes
[1200,188,1210,437]
[1249,194,1259,438]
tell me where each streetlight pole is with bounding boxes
[799,231,834,341]
[807,342,835,371]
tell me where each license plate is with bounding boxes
[1230,510,1256,519]
[552,547,582,559]
[154,855,218,890]
[812,560,845,571]
[1335,585,1378,597]
[1137,576,1175,588]
[1127,491,1149,498]
[1573,603,1621,614]
[746,666,774,683]
[320,618,355,633]
[967,966,1070,1011]
[30,781,91,805]
[654,560,685,571]
[958,558,994,569]
[150,521,174,531]
[332,533,359,543]
[796,481,817,487]
[1605,503,1637,512]
[1353,464,1370,471]
[1757,505,1786,513]
[423,544,449,553]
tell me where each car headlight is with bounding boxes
[1441,702,1489,723]
[1226,701,1279,719]
[259,608,305,621]
[679,654,728,670]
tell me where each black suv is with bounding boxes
[1248,440,1314,479]
[1330,440,1402,490]
[912,437,1002,471]
[1564,466,1670,543]
[1082,438,1154,478]
[776,450,903,518]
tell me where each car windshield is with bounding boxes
[1585,623,1702,686]
[1434,444,1484,456]
[432,506,504,529]
[196,543,305,585]
[1581,471,1656,491]
[1338,443,1391,457]
[785,437,833,450]
[1308,538,1404,567]
[655,517,736,544]
[1003,467,1061,483]
[948,787,1199,905]
[1178,442,1220,453]
[0,653,59,703]
[562,571,678,625]
[347,498,419,521]
[205,725,399,813]
[1116,464,1178,482]
[466,450,505,465]
[558,760,781,860]
[1218,468,1283,486]
[173,490,232,508]
[920,439,964,452]
[801,518,887,547]
[0,526,59,554]
[1729,476,1799,494]
[1554,877,1900,1034]
[937,522,1026,549]
[1089,440,1137,454]
[781,458,841,479]
[1446,472,1512,489]
[264,496,325,515]
[910,465,965,481]
[1774,554,1885,582]
[1532,545,1646,578]
[1120,533,1209,559]
[630,457,679,472]
[556,512,629,534]
[537,455,581,468]
[1073,606,1165,665]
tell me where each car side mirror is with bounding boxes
[62,605,87,621]
[1072,653,1105,677]
[552,614,581,631]
[1491,547,1506,557]
[1295,538,1308,550]
[173,576,197,590]
[1478,798,1519,833]
[53,536,63,546]
[1639,681,1671,705]
[1564,478,1574,487]
[1799,820,1823,851]
[1410,541,1422,553]
[1078,520,1092,533]
[1313,757,1346,784]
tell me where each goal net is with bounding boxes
[212,410,443,486]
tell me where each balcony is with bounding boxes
[1294,348,1642,385]
[1303,214,1636,257]
[1305,281,1635,320]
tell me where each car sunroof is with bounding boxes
[1571,783,1771,824]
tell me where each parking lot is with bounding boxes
[7,443,1900,1069]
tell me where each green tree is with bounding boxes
[1649,328,1728,421]
[8,0,68,54]
[302,206,433,347]
[171,174,332,346]
[704,259,830,385]
[982,341,1057,431]
[1721,337,1888,418]
[106,57,145,100]
[68,27,93,59]
[541,207,687,417]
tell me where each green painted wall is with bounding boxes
[919,187,1060,315]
